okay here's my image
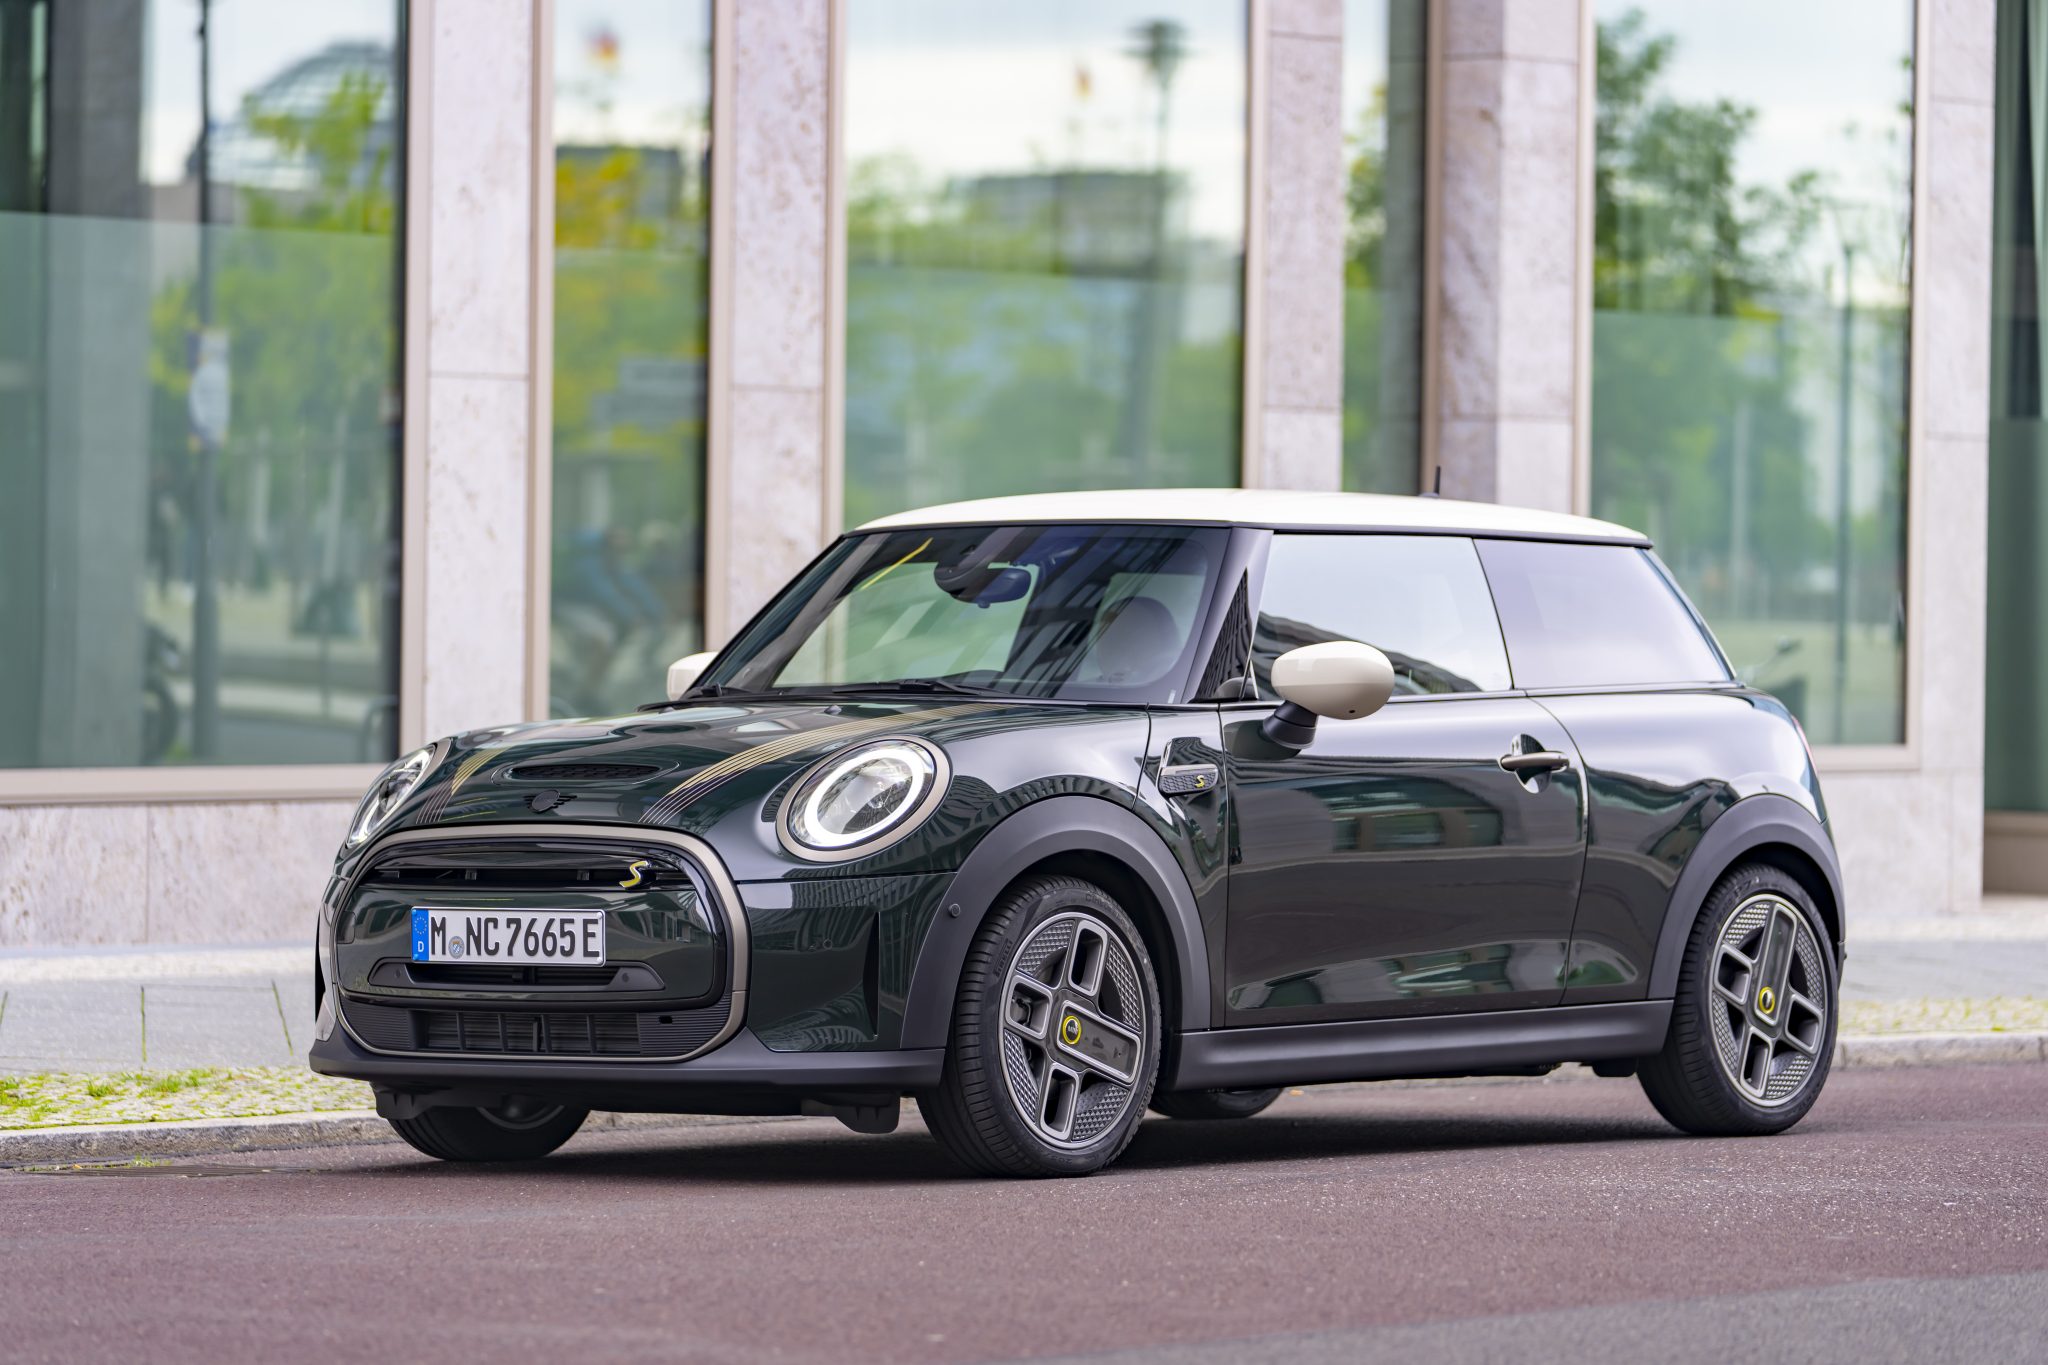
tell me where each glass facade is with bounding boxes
[0,0,406,768]
[842,0,1248,526]
[549,1,711,719]
[1589,1,1915,745]
[1340,0,1426,493]
[1989,0,2048,812]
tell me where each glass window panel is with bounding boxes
[0,0,405,768]
[549,1,711,719]
[843,1,1248,526]
[712,525,1226,703]
[1988,0,2048,811]
[1254,535,1512,695]
[1476,540,1730,690]
[1341,0,1426,492]
[1589,2,1913,743]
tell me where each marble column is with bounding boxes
[713,0,834,636]
[1253,0,1347,490]
[418,0,539,740]
[1433,0,1581,510]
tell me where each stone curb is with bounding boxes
[4,1030,2042,1166]
[0,1108,748,1168]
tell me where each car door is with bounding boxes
[1222,533,1587,1025]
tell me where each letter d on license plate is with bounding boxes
[410,908,607,965]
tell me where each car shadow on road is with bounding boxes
[346,1103,1680,1188]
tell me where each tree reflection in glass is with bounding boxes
[1590,3,1913,745]
[843,2,1248,526]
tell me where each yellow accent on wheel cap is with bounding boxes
[1756,985,1776,1015]
[1060,1015,1082,1046]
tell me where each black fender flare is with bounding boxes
[898,796,1211,1050]
[1647,793,1845,999]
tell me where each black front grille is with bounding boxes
[405,963,621,987]
[507,762,661,782]
[343,993,730,1059]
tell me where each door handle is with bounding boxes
[1499,749,1569,776]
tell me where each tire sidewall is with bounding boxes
[963,881,1162,1175]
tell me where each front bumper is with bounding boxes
[310,1022,944,1113]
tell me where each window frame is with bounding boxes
[0,0,423,805]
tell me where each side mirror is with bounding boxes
[1262,641,1396,751]
[665,651,716,701]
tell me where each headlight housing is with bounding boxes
[344,743,436,850]
[776,737,950,862]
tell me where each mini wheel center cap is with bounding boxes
[1060,1014,1083,1046]
[1756,985,1776,1015]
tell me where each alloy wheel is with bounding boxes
[998,910,1150,1148]
[1708,893,1829,1107]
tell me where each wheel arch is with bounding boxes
[1648,793,1845,1000]
[899,796,1210,1051]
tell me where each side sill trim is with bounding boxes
[1165,1001,1673,1091]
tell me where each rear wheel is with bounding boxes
[1151,1088,1281,1121]
[389,1099,589,1162]
[1639,862,1837,1136]
[918,875,1161,1177]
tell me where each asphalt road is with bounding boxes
[4,1066,2044,1364]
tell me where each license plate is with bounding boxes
[410,908,606,965]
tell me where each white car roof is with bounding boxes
[855,488,1650,545]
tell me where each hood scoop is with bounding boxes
[506,761,664,783]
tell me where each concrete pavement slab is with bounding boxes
[140,984,296,1069]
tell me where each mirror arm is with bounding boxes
[1260,700,1320,753]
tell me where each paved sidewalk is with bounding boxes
[1,901,2042,1075]
[0,946,308,1075]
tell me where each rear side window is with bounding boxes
[1475,540,1729,688]
[1254,535,1512,695]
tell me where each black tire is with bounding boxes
[1639,861,1838,1136]
[389,1100,589,1162]
[917,875,1162,1177]
[1151,1088,1282,1121]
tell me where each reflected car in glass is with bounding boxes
[310,490,1844,1176]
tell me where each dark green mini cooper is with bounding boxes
[311,490,1844,1177]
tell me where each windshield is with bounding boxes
[705,524,1227,702]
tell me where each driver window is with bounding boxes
[1253,535,1512,696]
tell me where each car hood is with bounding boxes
[377,697,1147,875]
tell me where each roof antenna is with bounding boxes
[1423,465,1442,498]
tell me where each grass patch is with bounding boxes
[0,1066,373,1130]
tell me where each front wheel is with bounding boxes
[1638,862,1837,1136]
[1151,1088,1282,1121]
[918,875,1161,1177]
[389,1099,589,1162]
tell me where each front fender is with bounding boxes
[898,795,1211,1049]
[1647,793,1845,999]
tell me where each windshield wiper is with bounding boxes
[815,678,1011,699]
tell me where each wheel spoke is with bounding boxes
[1004,973,1056,1041]
[1066,922,1108,1002]
[1039,1061,1082,1141]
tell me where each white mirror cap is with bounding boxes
[665,651,717,702]
[1270,641,1396,720]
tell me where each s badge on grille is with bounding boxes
[619,859,651,889]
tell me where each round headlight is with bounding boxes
[779,738,950,861]
[345,743,436,849]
